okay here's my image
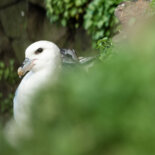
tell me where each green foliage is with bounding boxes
[151,0,155,8]
[150,0,155,16]
[0,60,17,84]
[0,93,13,114]
[45,0,124,42]
[96,37,112,50]
[46,0,88,27]
[0,60,18,121]
[84,0,123,41]
[1,19,155,155]
[96,37,114,61]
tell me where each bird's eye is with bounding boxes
[35,48,43,54]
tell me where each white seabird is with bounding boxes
[5,40,96,147]
[14,40,62,124]
[13,40,96,124]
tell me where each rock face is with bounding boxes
[0,22,11,56]
[0,0,92,63]
[0,1,27,38]
[28,0,45,8]
[0,0,17,8]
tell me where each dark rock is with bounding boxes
[12,38,32,62]
[0,0,17,8]
[0,22,11,56]
[0,0,93,62]
[70,28,93,55]
[27,3,67,46]
[0,0,28,38]
[28,0,45,8]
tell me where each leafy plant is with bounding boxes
[0,60,17,84]
[0,60,18,123]
[151,0,155,8]
[84,0,124,41]
[45,0,124,43]
[46,0,89,28]
[96,37,114,62]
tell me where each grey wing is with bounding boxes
[79,56,98,64]
[60,48,98,65]
[60,49,79,64]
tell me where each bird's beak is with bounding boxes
[17,58,34,78]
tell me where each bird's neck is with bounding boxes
[18,59,61,102]
[25,61,61,84]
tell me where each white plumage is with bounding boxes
[14,40,62,124]
[5,40,95,146]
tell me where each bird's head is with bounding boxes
[18,41,61,77]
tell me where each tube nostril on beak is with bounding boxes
[21,58,30,67]
[17,58,34,78]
